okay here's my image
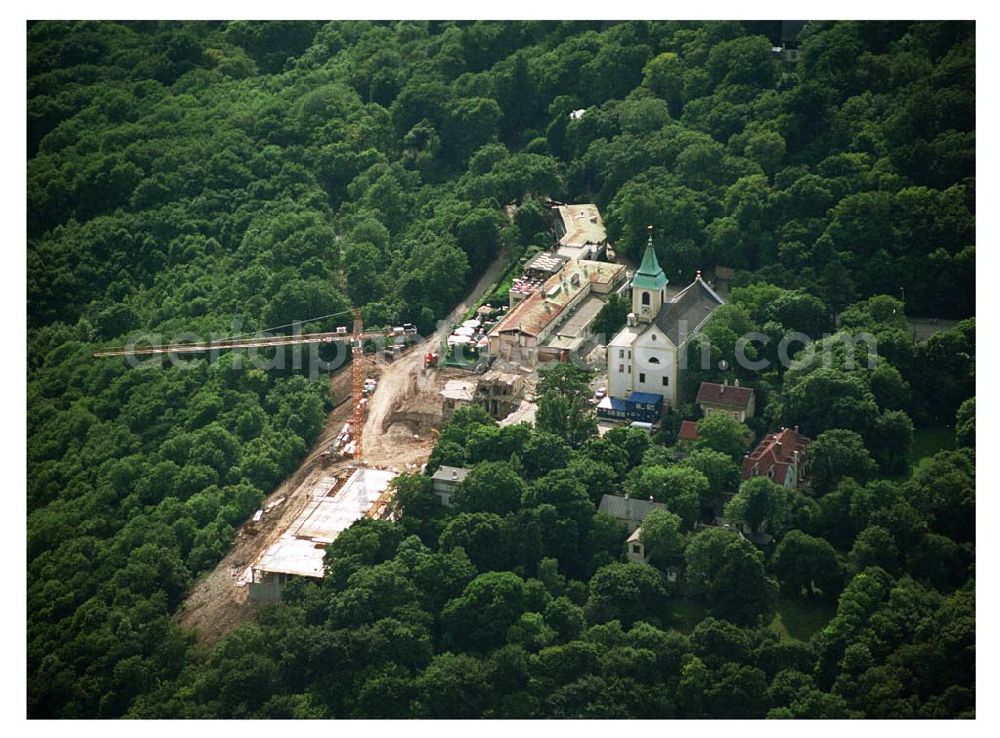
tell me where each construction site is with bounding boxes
[245,466,400,602]
[90,202,625,645]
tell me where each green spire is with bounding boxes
[631,225,668,291]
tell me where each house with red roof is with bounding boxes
[742,427,811,489]
[696,380,756,422]
[678,420,700,443]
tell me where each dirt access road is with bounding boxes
[176,250,507,644]
[362,250,508,467]
[175,361,366,646]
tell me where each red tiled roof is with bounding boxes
[741,427,811,485]
[678,420,700,442]
[696,381,754,411]
[489,259,624,338]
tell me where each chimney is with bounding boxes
[794,425,800,435]
[624,493,630,500]
[452,469,458,480]
[775,441,783,457]
[649,496,654,502]
[627,312,637,327]
[734,378,740,387]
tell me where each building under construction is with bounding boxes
[247,467,398,602]
[475,370,525,419]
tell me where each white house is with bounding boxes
[431,465,469,508]
[626,526,649,563]
[603,231,724,416]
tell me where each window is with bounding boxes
[662,376,669,386]
[649,356,660,364]
[618,349,624,358]
[651,333,656,340]
[631,544,642,554]
[618,364,625,373]
[641,291,650,306]
[639,373,646,383]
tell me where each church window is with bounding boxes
[641,291,650,306]
[649,356,660,364]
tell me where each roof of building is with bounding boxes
[628,391,663,405]
[543,294,605,351]
[524,251,570,275]
[441,380,476,402]
[632,236,668,291]
[489,259,624,339]
[479,370,524,387]
[255,468,397,578]
[678,420,700,442]
[651,275,725,346]
[556,204,607,247]
[627,526,643,543]
[598,493,669,522]
[432,465,470,484]
[608,321,642,348]
[696,381,755,411]
[742,427,811,485]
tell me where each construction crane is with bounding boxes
[93,307,402,520]
[91,313,399,358]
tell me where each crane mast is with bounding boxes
[350,307,365,466]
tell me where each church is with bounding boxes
[599,229,725,422]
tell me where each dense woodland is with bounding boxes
[27,20,974,718]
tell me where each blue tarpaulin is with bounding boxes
[597,392,662,423]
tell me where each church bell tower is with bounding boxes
[631,225,669,323]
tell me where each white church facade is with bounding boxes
[599,230,724,423]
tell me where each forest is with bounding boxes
[27,20,974,718]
